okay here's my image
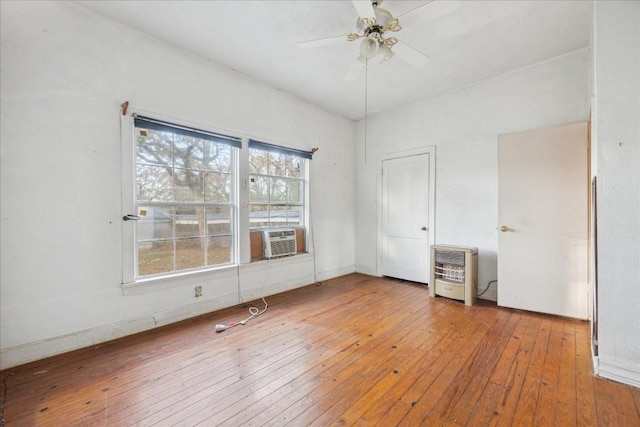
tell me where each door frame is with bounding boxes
[377,146,437,279]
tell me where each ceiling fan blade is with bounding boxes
[296,34,349,49]
[344,59,365,81]
[352,0,375,21]
[397,0,461,29]
[393,41,430,68]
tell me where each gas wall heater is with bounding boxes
[429,244,478,306]
[263,229,297,259]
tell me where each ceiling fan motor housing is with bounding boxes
[357,7,393,34]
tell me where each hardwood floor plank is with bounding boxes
[283,293,435,426]
[492,311,542,426]
[464,311,531,425]
[510,316,552,425]
[436,309,520,426]
[404,308,512,426]
[574,323,599,426]
[533,318,564,425]
[235,294,453,427]
[553,319,578,426]
[595,375,640,425]
[2,273,638,427]
[112,279,412,426]
[186,285,428,426]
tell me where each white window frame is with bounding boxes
[120,112,240,286]
[121,112,313,292]
[248,147,308,231]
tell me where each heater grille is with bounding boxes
[430,244,478,306]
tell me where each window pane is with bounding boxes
[250,175,270,202]
[136,164,173,202]
[137,206,174,241]
[249,146,306,231]
[207,207,231,235]
[269,178,302,203]
[285,155,301,178]
[205,172,231,203]
[176,238,205,271]
[249,205,270,228]
[285,205,302,226]
[173,135,204,170]
[269,205,290,227]
[205,143,231,173]
[207,236,232,266]
[286,178,303,203]
[137,130,173,166]
[270,152,287,177]
[270,178,288,202]
[175,206,204,238]
[249,148,269,174]
[138,240,174,276]
[174,168,203,202]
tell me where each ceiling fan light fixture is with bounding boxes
[378,43,394,62]
[359,35,379,60]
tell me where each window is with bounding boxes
[248,140,310,229]
[133,116,240,278]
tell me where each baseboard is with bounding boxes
[0,264,357,370]
[594,356,640,388]
[0,294,241,370]
[316,265,356,282]
[478,283,498,302]
[354,265,379,276]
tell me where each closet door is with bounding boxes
[381,153,431,283]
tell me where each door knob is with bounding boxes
[421,226,428,231]
[500,225,509,232]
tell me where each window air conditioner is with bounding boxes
[263,229,297,258]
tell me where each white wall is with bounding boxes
[0,1,356,369]
[355,49,591,301]
[592,1,640,387]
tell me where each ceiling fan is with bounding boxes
[297,0,461,81]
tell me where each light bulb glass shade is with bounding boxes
[378,43,394,62]
[360,35,379,60]
[374,8,393,27]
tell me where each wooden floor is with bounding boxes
[1,274,639,426]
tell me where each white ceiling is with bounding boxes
[75,0,593,121]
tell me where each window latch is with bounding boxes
[122,214,141,221]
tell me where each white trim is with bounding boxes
[120,107,243,286]
[0,252,356,370]
[0,294,238,370]
[238,138,251,264]
[376,146,437,278]
[594,356,640,388]
[121,113,136,284]
[355,265,380,276]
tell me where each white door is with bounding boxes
[498,122,588,319]
[381,153,431,283]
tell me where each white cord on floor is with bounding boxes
[217,259,269,332]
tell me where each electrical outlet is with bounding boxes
[195,285,202,298]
